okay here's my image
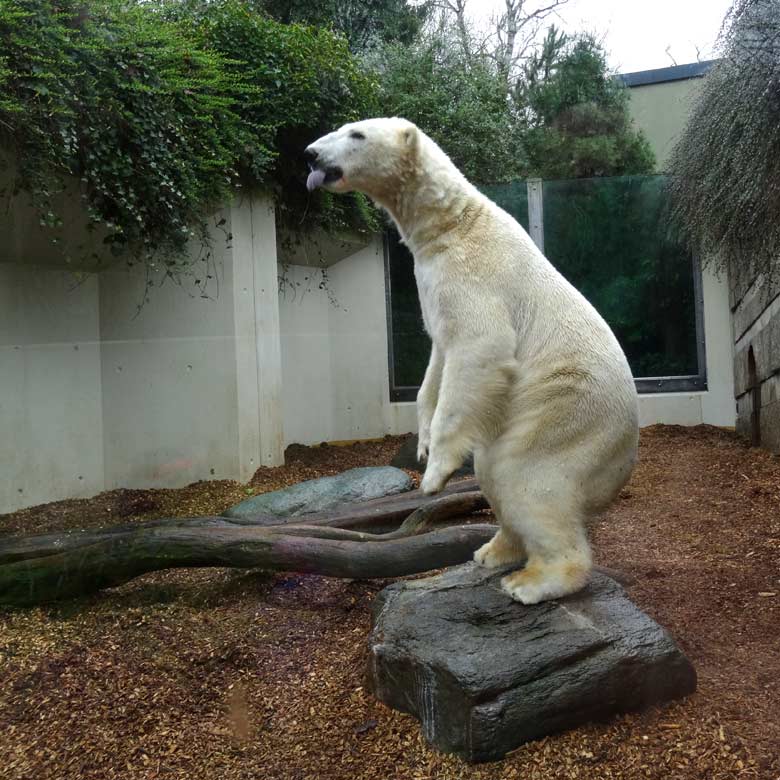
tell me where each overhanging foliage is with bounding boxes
[0,0,380,270]
[666,0,780,279]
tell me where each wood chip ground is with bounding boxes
[1,425,778,779]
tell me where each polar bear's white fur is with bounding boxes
[305,118,639,604]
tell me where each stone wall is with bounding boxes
[731,264,780,452]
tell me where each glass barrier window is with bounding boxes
[542,175,703,391]
[385,229,431,400]
[385,174,705,401]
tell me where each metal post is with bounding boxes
[526,178,544,253]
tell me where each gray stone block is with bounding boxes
[224,466,413,519]
[732,273,780,342]
[368,563,696,763]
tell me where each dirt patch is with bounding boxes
[1,426,779,779]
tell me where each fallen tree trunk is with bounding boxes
[0,481,485,566]
[0,523,497,608]
[0,477,628,608]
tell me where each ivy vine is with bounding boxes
[0,0,381,273]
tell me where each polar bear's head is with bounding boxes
[304,117,420,198]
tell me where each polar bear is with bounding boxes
[304,118,639,604]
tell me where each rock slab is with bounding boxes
[367,563,696,763]
[224,466,413,519]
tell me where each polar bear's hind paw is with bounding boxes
[501,559,590,605]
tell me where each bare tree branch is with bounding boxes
[0,523,499,608]
[0,486,491,607]
[434,0,569,84]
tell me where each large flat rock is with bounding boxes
[368,563,696,763]
[224,466,413,519]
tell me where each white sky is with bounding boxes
[469,0,734,74]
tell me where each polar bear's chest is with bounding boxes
[413,260,450,341]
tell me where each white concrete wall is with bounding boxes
[0,264,104,511]
[98,234,241,489]
[278,264,335,444]
[99,196,285,491]
[279,237,412,445]
[231,196,285,472]
[1,194,285,513]
[278,237,736,448]
[328,242,394,440]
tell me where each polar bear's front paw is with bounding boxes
[421,447,464,494]
[420,458,454,494]
[473,531,525,568]
[416,434,430,464]
[420,467,446,495]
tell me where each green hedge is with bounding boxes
[0,0,380,268]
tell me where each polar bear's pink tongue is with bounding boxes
[306,169,327,192]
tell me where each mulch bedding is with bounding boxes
[1,425,778,779]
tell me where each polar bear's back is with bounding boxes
[439,190,634,384]
[470,195,639,504]
[414,186,638,487]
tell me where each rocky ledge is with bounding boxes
[368,562,696,763]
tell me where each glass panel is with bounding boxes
[386,183,530,393]
[386,174,698,394]
[386,229,431,389]
[542,175,698,378]
[479,181,530,231]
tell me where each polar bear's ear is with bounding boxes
[402,124,419,149]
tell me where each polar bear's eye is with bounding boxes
[349,131,366,140]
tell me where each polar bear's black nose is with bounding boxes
[304,147,319,165]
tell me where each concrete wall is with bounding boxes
[278,264,335,444]
[0,264,104,511]
[279,237,417,446]
[328,242,394,440]
[98,228,241,490]
[96,194,284,493]
[626,77,706,171]
[1,193,285,513]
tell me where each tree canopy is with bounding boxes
[372,27,527,183]
[666,0,780,280]
[374,18,653,183]
[260,0,431,52]
[520,31,655,179]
